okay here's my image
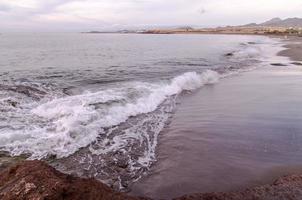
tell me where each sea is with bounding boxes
[0,33,285,191]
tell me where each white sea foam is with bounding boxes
[0,70,219,159]
[233,46,262,59]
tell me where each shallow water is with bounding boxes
[131,65,302,199]
[0,33,288,190]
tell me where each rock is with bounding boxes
[0,160,149,200]
[174,174,302,200]
[225,52,234,57]
[4,100,18,107]
[0,154,25,173]
[2,160,302,200]
[291,62,302,66]
[271,63,288,66]
[24,182,36,193]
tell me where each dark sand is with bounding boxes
[278,37,302,61]
[131,38,302,199]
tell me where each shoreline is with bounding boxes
[1,35,302,200]
[130,35,302,199]
[84,30,302,37]
[277,36,302,61]
[2,159,302,199]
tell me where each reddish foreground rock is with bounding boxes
[0,160,148,200]
[1,160,302,200]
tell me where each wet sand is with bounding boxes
[278,37,302,61]
[130,39,302,199]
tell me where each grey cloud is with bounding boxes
[27,0,82,16]
[1,0,302,32]
[0,0,81,16]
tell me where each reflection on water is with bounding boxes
[131,66,302,199]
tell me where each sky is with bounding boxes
[0,0,302,32]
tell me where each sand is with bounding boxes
[130,37,302,199]
[278,36,302,61]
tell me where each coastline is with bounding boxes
[277,36,302,61]
[130,35,302,198]
[1,35,302,200]
[2,160,302,200]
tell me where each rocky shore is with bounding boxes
[1,160,302,200]
[0,160,149,200]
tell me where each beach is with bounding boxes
[0,34,302,200]
[1,0,302,199]
[0,33,277,189]
[278,37,302,61]
[130,37,302,199]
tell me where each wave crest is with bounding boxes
[0,70,219,159]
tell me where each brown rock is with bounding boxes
[2,160,302,200]
[0,160,148,200]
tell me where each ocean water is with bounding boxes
[0,33,284,190]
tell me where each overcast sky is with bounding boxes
[0,0,302,31]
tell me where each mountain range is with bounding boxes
[245,17,302,27]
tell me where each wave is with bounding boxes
[234,46,261,59]
[0,70,219,160]
[227,44,262,60]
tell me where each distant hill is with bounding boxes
[245,17,302,28]
[260,17,283,26]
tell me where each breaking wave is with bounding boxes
[0,70,219,160]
